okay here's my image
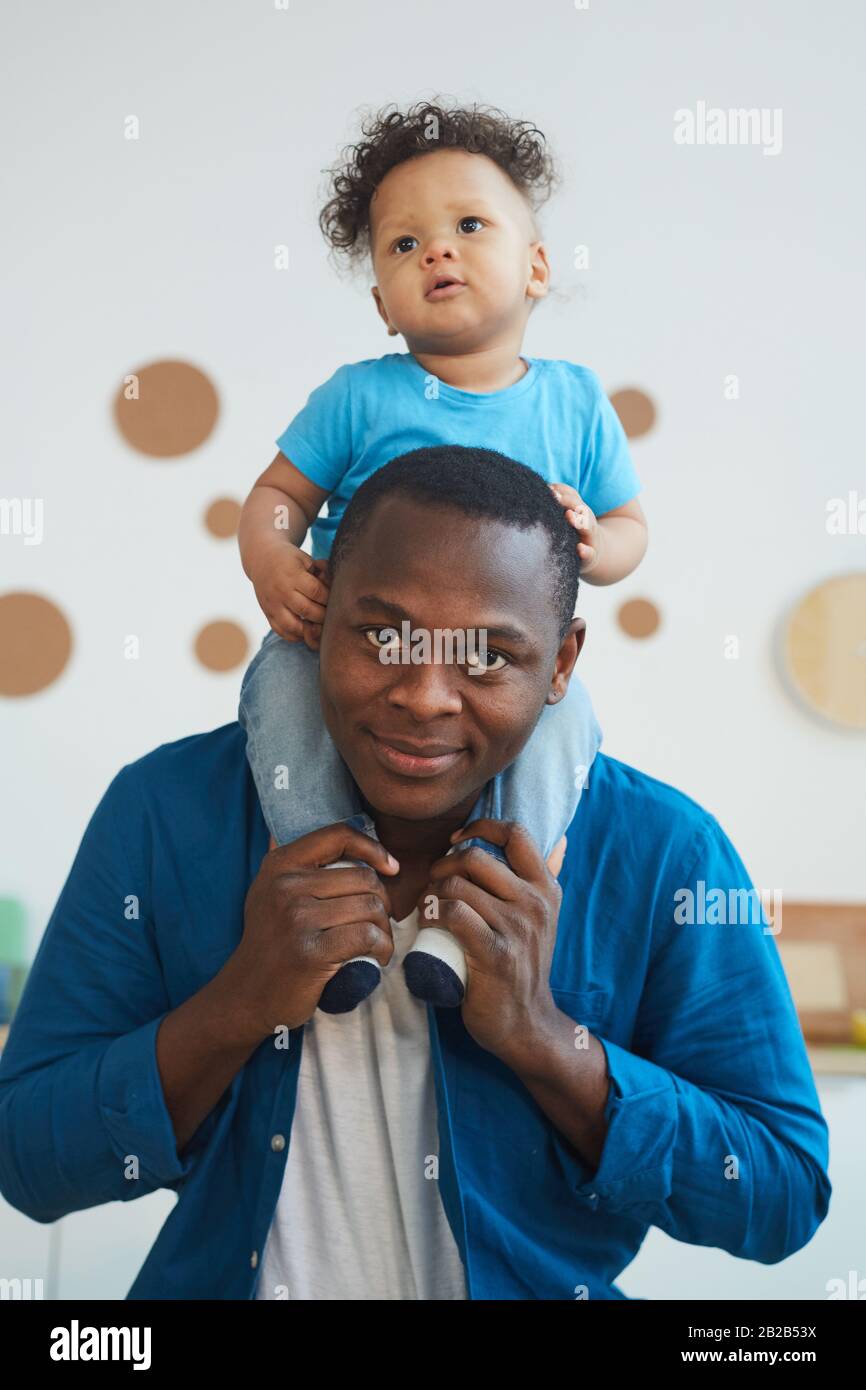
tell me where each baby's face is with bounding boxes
[368,148,549,355]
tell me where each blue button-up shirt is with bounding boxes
[0,724,831,1299]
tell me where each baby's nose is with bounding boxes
[423,243,456,263]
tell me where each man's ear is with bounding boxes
[546,616,586,705]
[371,286,399,337]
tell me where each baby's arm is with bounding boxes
[238,452,332,644]
[549,486,647,586]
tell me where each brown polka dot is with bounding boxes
[194,620,249,672]
[0,593,72,696]
[609,388,656,440]
[617,598,661,639]
[204,497,242,539]
[114,360,219,457]
[784,573,866,729]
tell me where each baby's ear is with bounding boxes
[371,285,394,334]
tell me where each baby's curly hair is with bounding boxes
[318,97,562,270]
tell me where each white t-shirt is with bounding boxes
[255,907,468,1300]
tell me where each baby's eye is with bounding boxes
[364,626,402,652]
[466,648,508,674]
[458,216,483,234]
[394,236,418,254]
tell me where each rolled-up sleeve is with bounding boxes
[0,767,198,1223]
[551,816,831,1263]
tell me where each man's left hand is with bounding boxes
[420,819,564,1066]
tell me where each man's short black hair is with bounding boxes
[329,445,580,640]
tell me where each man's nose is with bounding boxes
[385,660,463,720]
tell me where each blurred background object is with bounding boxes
[0,898,29,1045]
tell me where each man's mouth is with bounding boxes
[425,276,466,301]
[367,729,466,778]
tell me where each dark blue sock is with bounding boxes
[403,952,465,1008]
[318,960,381,1014]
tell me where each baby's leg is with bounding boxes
[239,631,381,1013]
[239,630,361,841]
[403,673,602,1008]
[486,670,602,859]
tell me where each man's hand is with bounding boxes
[222,824,400,1039]
[549,483,603,574]
[249,544,331,648]
[420,819,563,1065]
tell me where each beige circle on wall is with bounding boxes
[609,388,656,440]
[0,592,72,696]
[784,573,866,729]
[204,497,242,539]
[617,597,661,639]
[194,620,249,672]
[114,360,219,457]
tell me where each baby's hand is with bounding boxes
[549,483,602,574]
[251,544,331,649]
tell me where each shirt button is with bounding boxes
[271,1134,286,1152]
[250,1250,259,1269]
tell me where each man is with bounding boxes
[0,449,830,1300]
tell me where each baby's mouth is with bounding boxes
[425,279,467,301]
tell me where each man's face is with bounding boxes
[318,496,583,825]
[368,148,549,352]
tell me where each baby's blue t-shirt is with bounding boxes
[275,352,641,559]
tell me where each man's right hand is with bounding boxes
[221,824,400,1041]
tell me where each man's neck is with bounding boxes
[366,793,479,922]
[370,809,464,862]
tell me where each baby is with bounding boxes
[238,100,648,1014]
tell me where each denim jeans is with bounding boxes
[238,629,602,864]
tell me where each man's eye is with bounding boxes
[364,626,401,651]
[458,216,483,233]
[466,649,508,674]
[394,236,417,254]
